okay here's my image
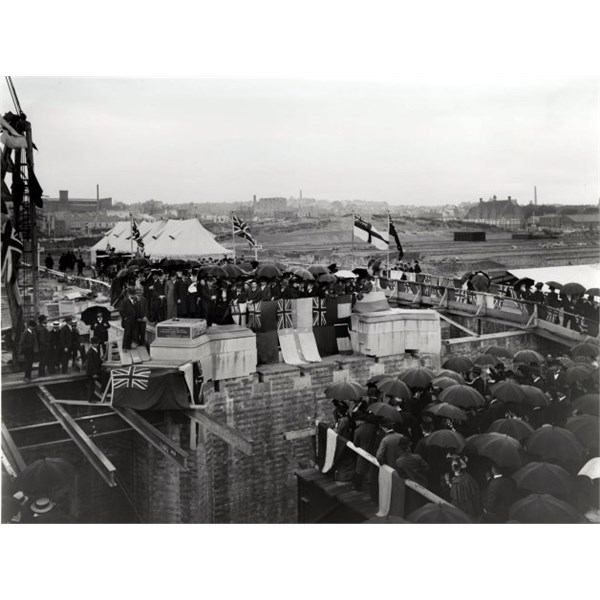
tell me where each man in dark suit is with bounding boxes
[86,337,106,402]
[59,316,76,374]
[36,315,51,377]
[118,287,138,350]
[19,320,37,381]
[49,321,62,374]
[91,312,111,359]
[469,366,486,396]
[395,435,430,488]
[135,292,148,348]
[174,270,189,318]
[353,413,380,492]
[482,464,517,523]
[375,422,407,467]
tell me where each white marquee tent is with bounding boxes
[90,218,232,263]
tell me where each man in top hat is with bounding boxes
[35,315,51,378]
[531,282,547,319]
[86,336,106,402]
[376,421,407,468]
[469,365,486,396]
[19,319,37,381]
[91,311,111,359]
[59,316,76,374]
[48,321,62,374]
[118,286,138,350]
[257,277,273,301]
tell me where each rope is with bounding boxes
[5,76,23,115]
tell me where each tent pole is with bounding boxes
[351,211,355,270]
[231,212,236,261]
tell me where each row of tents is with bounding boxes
[90,219,233,264]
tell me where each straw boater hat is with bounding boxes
[31,497,55,514]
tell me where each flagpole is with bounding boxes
[231,212,236,261]
[386,211,391,276]
[351,211,355,270]
[130,213,134,256]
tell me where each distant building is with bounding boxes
[464,195,524,229]
[563,213,600,231]
[44,190,113,213]
[257,197,287,214]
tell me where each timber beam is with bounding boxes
[437,312,479,337]
[183,409,253,456]
[37,386,117,487]
[2,422,27,476]
[111,407,189,470]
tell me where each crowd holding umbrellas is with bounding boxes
[325,340,600,523]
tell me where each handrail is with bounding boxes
[385,275,600,333]
[37,265,111,291]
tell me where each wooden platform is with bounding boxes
[1,370,87,392]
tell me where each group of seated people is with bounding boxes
[327,355,599,523]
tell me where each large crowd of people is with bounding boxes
[326,352,599,523]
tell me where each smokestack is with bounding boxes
[534,185,538,206]
[96,184,100,210]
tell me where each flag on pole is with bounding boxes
[131,218,145,252]
[388,214,404,259]
[1,219,24,283]
[353,214,388,251]
[232,213,256,247]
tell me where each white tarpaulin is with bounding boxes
[90,218,232,263]
[507,263,600,291]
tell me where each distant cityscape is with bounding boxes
[38,189,600,238]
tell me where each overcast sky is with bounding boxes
[4,77,598,206]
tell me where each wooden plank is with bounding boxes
[284,427,316,441]
[37,386,117,487]
[2,422,27,474]
[183,409,253,456]
[111,407,189,470]
[129,348,143,364]
[137,346,150,361]
[437,312,479,337]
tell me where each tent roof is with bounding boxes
[507,263,600,290]
[144,219,232,259]
[90,219,231,258]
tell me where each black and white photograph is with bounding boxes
[2,74,598,527]
[1,3,599,598]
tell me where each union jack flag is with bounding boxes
[247,301,262,329]
[111,366,151,390]
[232,213,256,247]
[1,219,24,283]
[131,218,145,251]
[277,299,293,330]
[312,297,327,326]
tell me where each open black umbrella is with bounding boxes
[376,378,413,400]
[431,376,460,390]
[508,493,584,524]
[317,273,337,284]
[473,353,500,367]
[398,367,435,389]
[126,257,151,267]
[368,402,406,423]
[426,402,468,422]
[407,502,472,524]
[519,385,550,408]
[565,364,595,385]
[366,374,389,386]
[486,418,534,442]
[565,415,599,450]
[324,380,365,402]
[200,265,228,278]
[490,380,526,404]
[255,263,282,279]
[545,281,563,290]
[482,345,513,359]
[570,342,599,358]
[526,426,585,467]
[17,458,76,496]
[572,393,600,416]
[438,385,485,409]
[80,305,112,327]
[424,429,466,452]
[466,432,526,469]
[352,267,370,279]
[222,264,249,279]
[562,282,586,296]
[514,349,545,365]
[441,356,473,373]
[512,462,576,500]
[293,268,315,281]
[435,369,465,383]
[307,265,329,276]
[471,273,490,291]
[514,277,534,290]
